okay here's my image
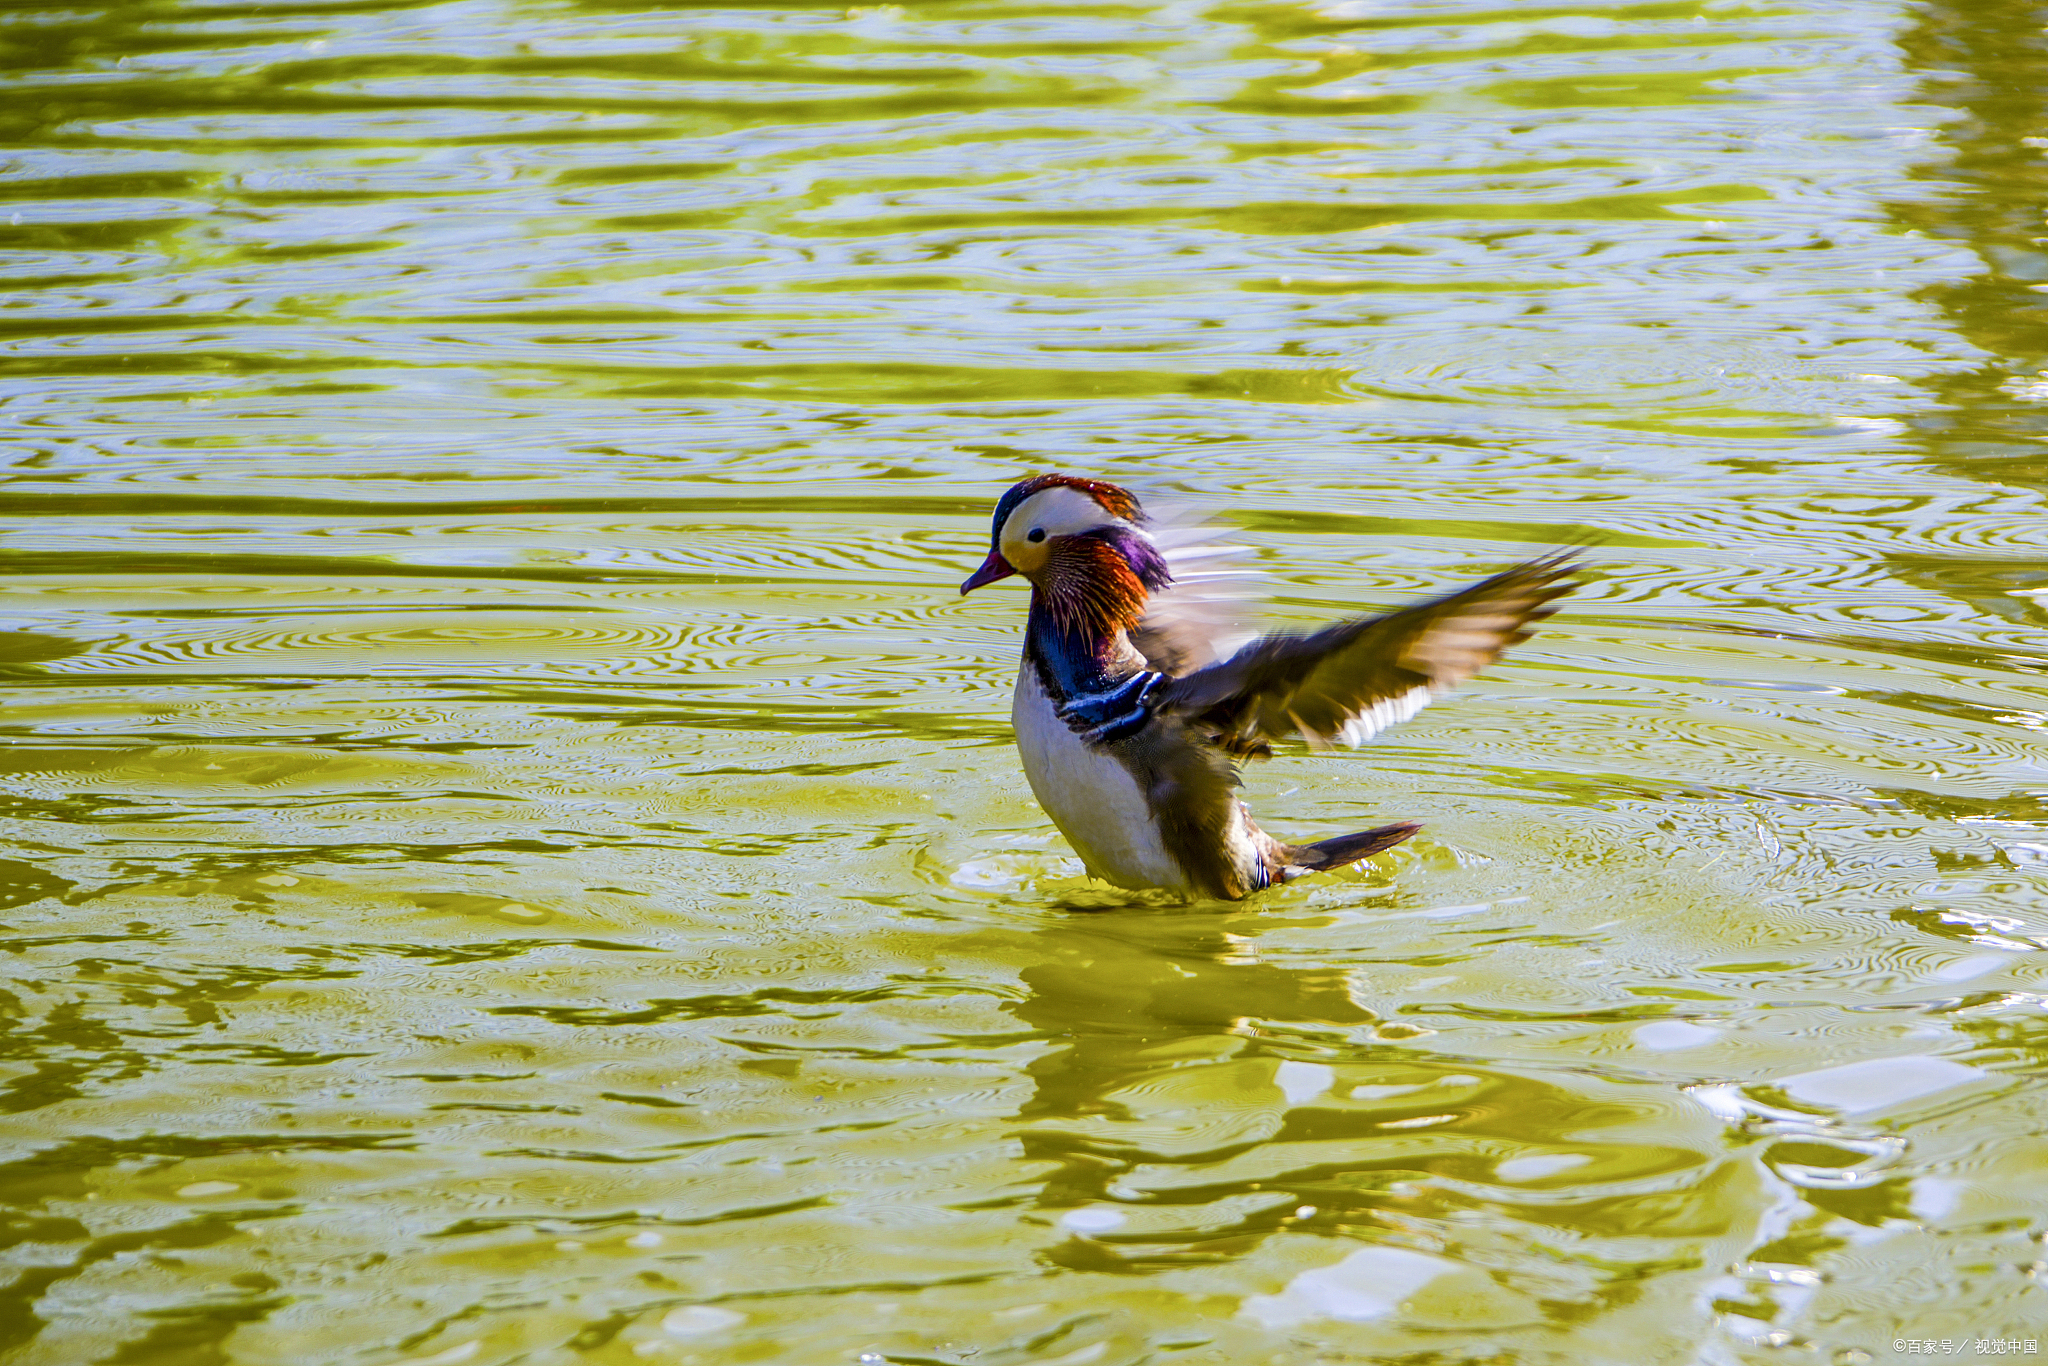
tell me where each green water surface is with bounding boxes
[4,0,2048,1361]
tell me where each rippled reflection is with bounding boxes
[6,0,2048,1358]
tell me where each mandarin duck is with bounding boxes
[959,474,1576,901]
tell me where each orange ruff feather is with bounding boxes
[1039,537,1151,638]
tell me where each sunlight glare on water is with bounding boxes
[4,0,2048,1360]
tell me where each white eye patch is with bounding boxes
[999,486,1122,569]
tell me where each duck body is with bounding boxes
[1011,659,1196,893]
[961,473,1574,901]
[1012,637,1265,897]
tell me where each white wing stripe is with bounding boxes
[1333,684,1434,748]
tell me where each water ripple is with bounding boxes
[4,0,2046,1358]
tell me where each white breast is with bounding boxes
[1011,664,1186,894]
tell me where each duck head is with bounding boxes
[960,474,1172,634]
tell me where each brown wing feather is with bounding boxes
[1154,552,1578,753]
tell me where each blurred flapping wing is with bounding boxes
[1154,552,1578,753]
[1129,502,1264,675]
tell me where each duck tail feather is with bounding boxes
[1285,822,1421,872]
